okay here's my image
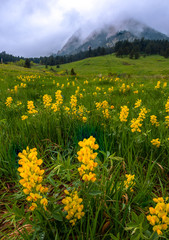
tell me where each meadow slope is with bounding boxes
[1,54,169,239]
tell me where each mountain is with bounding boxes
[57,19,169,56]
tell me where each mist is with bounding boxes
[0,0,168,57]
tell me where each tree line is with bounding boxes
[114,39,169,59]
[0,39,169,66]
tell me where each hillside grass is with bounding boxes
[57,54,169,76]
[1,54,169,239]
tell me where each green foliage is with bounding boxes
[15,59,25,67]
[70,68,76,75]
[125,212,158,240]
[24,59,31,68]
[1,55,169,239]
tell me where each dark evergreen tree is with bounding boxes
[24,58,31,68]
[70,68,76,75]
[129,50,134,59]
[134,52,140,59]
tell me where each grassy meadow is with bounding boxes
[1,54,169,239]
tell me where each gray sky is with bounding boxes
[0,0,169,57]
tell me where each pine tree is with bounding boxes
[24,58,31,68]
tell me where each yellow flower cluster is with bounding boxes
[77,136,99,182]
[17,75,37,82]
[5,97,13,107]
[138,107,147,121]
[123,174,135,192]
[155,81,161,89]
[119,83,130,93]
[96,86,101,91]
[55,90,63,105]
[165,116,169,128]
[102,109,110,119]
[27,101,38,114]
[62,190,85,226]
[163,82,167,88]
[151,138,161,148]
[20,82,27,88]
[70,95,77,115]
[108,86,114,93]
[14,85,18,93]
[84,80,88,85]
[134,99,142,108]
[130,107,147,132]
[150,115,160,127]
[51,90,63,112]
[18,147,48,211]
[75,86,80,96]
[21,115,28,121]
[165,98,169,113]
[147,197,169,236]
[77,105,88,122]
[119,106,129,122]
[17,101,22,106]
[133,90,138,94]
[95,100,110,119]
[95,100,109,110]
[130,118,142,132]
[43,94,52,108]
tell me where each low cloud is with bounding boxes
[0,0,168,57]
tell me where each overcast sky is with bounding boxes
[0,0,169,57]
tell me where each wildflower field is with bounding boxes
[1,54,169,239]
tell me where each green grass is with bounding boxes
[57,54,169,76]
[0,54,169,239]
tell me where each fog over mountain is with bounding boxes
[57,18,169,56]
[0,0,169,57]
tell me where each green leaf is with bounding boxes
[109,156,124,161]
[52,212,63,221]
[131,211,139,223]
[48,177,58,187]
[108,233,120,240]
[138,213,145,223]
[88,190,103,196]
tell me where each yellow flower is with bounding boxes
[134,99,142,108]
[119,106,129,122]
[165,116,169,128]
[29,203,37,211]
[151,138,161,148]
[130,118,142,132]
[62,190,85,225]
[133,90,138,94]
[82,117,87,122]
[77,137,99,182]
[147,197,169,235]
[150,115,160,127]
[17,101,22,106]
[5,97,13,107]
[123,174,135,191]
[165,98,169,112]
[18,147,48,211]
[155,81,160,89]
[138,107,147,121]
[27,101,38,114]
[21,115,28,120]
[163,82,167,88]
[43,94,52,108]
[40,198,48,210]
[108,87,114,93]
